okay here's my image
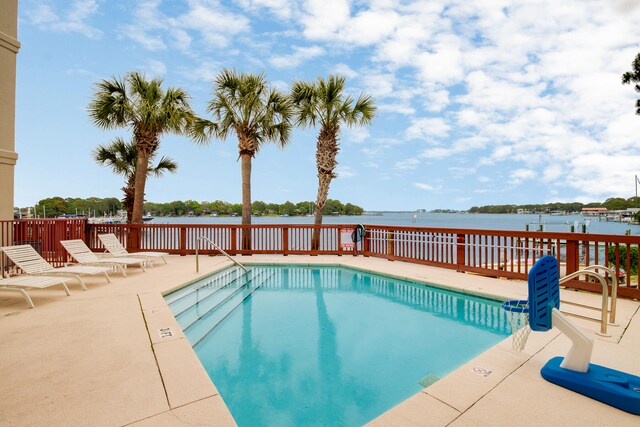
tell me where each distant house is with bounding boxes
[582,207,607,215]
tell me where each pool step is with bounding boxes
[175,269,263,329]
[185,272,277,347]
[165,266,246,305]
[169,269,255,320]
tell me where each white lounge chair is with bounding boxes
[60,239,147,277]
[1,244,111,291]
[98,233,168,265]
[0,275,71,308]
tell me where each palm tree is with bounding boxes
[93,138,177,223]
[193,69,293,249]
[622,52,640,115]
[88,72,196,223]
[291,75,376,250]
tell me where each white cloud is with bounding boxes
[272,80,290,92]
[120,0,250,52]
[362,72,395,98]
[269,46,324,69]
[339,8,399,46]
[343,127,370,144]
[180,59,221,82]
[300,0,350,40]
[333,63,358,78]
[394,158,420,171]
[415,41,464,85]
[237,0,296,20]
[178,1,250,47]
[448,167,475,177]
[335,166,356,178]
[509,169,537,185]
[378,103,416,116]
[406,118,450,140]
[144,59,167,76]
[421,147,454,159]
[26,0,102,39]
[413,182,441,192]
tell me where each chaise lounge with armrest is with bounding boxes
[60,239,147,277]
[0,275,71,308]
[1,244,111,291]
[98,233,169,265]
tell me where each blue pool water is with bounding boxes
[165,266,511,426]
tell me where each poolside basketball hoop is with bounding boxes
[501,299,530,352]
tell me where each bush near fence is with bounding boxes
[608,246,638,274]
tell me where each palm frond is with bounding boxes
[190,118,217,145]
[149,156,178,177]
[88,76,130,129]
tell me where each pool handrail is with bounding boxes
[195,236,248,274]
[559,270,609,336]
[582,264,619,324]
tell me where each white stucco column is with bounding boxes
[0,0,20,221]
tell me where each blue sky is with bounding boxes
[13,0,640,211]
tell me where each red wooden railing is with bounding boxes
[2,219,639,299]
[0,218,87,271]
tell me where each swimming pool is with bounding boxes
[165,265,511,426]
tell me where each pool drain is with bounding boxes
[418,374,440,388]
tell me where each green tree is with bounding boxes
[622,52,640,115]
[89,71,197,224]
[296,201,313,215]
[344,203,363,215]
[291,75,376,249]
[602,197,628,211]
[167,200,187,216]
[35,197,68,217]
[323,199,345,215]
[193,69,293,249]
[266,203,279,215]
[210,200,230,215]
[230,203,243,216]
[280,201,296,215]
[252,200,267,216]
[94,138,177,223]
[184,200,202,216]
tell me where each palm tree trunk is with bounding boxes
[312,128,338,251]
[241,153,252,251]
[123,176,135,224]
[131,151,150,224]
[312,172,332,251]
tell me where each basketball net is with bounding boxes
[506,309,531,352]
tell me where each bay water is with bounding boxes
[152,212,639,235]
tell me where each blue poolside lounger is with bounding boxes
[528,256,640,415]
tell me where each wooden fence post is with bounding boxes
[363,230,370,257]
[129,227,140,251]
[230,227,237,255]
[456,234,466,272]
[565,238,579,276]
[83,218,90,246]
[387,230,394,261]
[179,226,187,256]
[283,227,289,256]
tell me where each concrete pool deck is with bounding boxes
[0,255,639,426]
